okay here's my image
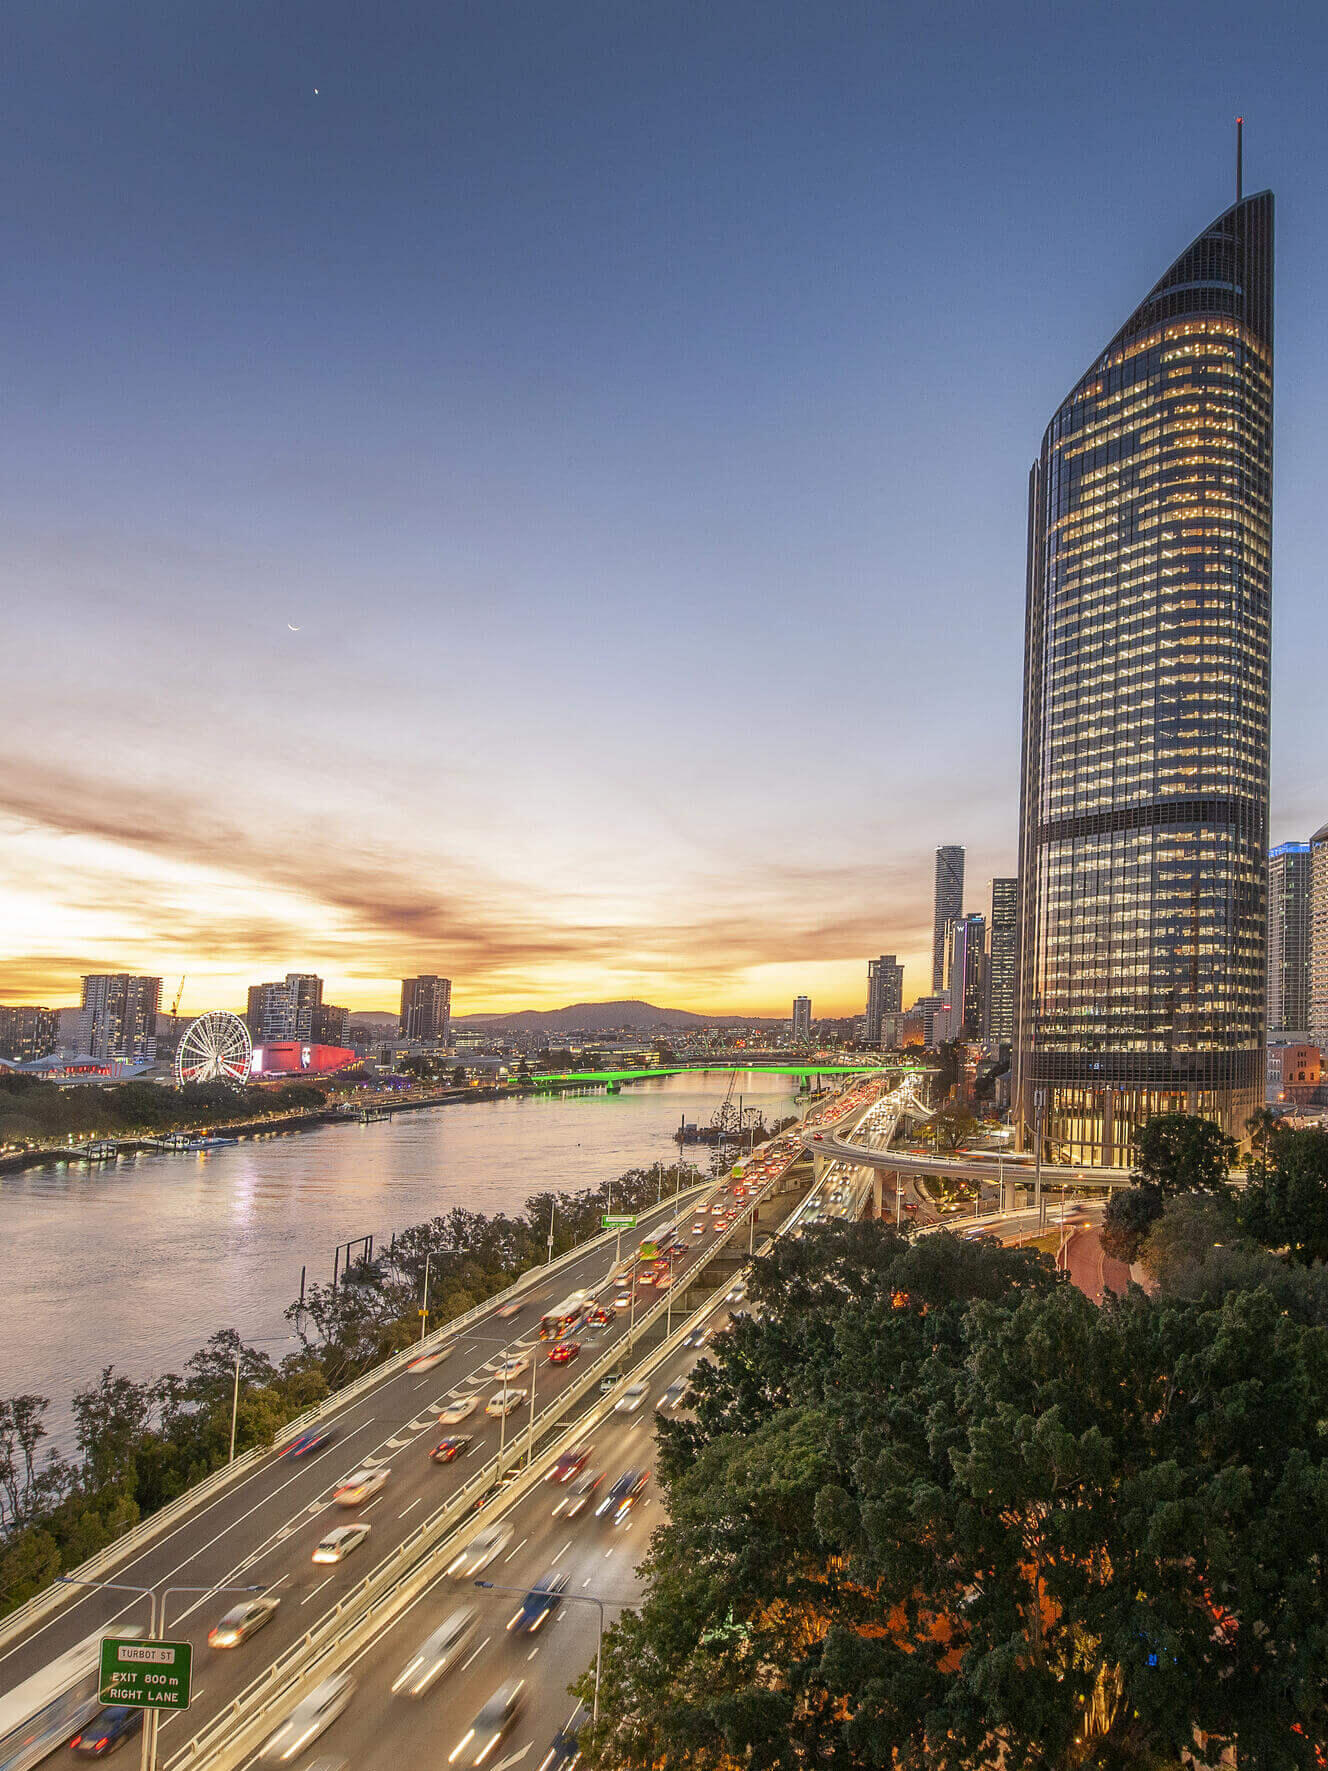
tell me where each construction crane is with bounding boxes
[169,976,186,1021]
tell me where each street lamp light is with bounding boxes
[472,1580,627,1721]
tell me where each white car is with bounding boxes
[408,1346,450,1372]
[391,1605,479,1696]
[614,1381,648,1413]
[726,1285,746,1305]
[312,1523,371,1564]
[332,1466,389,1506]
[260,1672,356,1761]
[485,1387,528,1417]
[438,1394,480,1425]
[656,1381,688,1414]
[495,1355,530,1379]
[446,1521,514,1578]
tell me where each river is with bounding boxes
[0,1071,802,1445]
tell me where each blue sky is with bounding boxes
[1,0,1323,1015]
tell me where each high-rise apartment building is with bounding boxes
[949,915,986,1039]
[1267,842,1312,1036]
[865,956,905,1047]
[1311,824,1328,1050]
[985,879,1018,1046]
[246,973,326,1043]
[285,974,324,1040]
[311,1002,350,1047]
[932,848,965,992]
[791,996,812,1043]
[80,974,162,1064]
[1015,191,1274,1164]
[0,1006,59,1063]
[400,975,452,1044]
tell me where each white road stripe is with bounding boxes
[302,1575,334,1605]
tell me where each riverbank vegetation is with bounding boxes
[578,1176,1328,1765]
[0,1074,329,1150]
[0,1161,695,1616]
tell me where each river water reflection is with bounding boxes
[1,1071,801,1442]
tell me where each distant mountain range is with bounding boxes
[452,999,783,1033]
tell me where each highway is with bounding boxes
[0,1176,774,1761]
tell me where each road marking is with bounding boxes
[582,1577,593,1588]
[399,1498,422,1518]
[604,1548,614,1558]
[526,1644,541,1660]
[459,1633,492,1671]
[503,1536,528,1562]
[387,1437,411,1448]
[363,1496,383,1512]
[302,1575,334,1605]
[550,1539,572,1565]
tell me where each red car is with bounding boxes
[429,1435,473,1463]
[546,1443,592,1484]
[548,1340,581,1366]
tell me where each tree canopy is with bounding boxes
[579,1219,1328,1769]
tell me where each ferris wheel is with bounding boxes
[175,1011,253,1087]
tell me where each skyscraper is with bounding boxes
[986,878,1018,1046]
[791,996,812,1043]
[245,973,326,1043]
[81,974,162,1064]
[1267,842,1312,1036]
[1311,824,1328,1051]
[932,848,965,991]
[865,956,904,1046]
[400,975,452,1044]
[949,915,986,1040]
[1015,191,1274,1165]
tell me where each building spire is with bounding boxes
[1236,116,1243,203]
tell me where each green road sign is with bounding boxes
[601,1213,638,1229]
[99,1638,192,1710]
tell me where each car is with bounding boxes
[495,1355,529,1379]
[312,1523,371,1563]
[612,1293,632,1310]
[598,1369,625,1395]
[447,1679,525,1767]
[494,1301,522,1319]
[408,1346,450,1372]
[429,1434,473,1463]
[260,1672,356,1762]
[207,1595,281,1648]
[656,1380,688,1413]
[546,1443,591,1484]
[438,1394,480,1425]
[69,1707,143,1756]
[595,1468,649,1522]
[553,1470,603,1518]
[282,1427,334,1459]
[547,1340,580,1366]
[446,1521,514,1578]
[681,1327,709,1349]
[726,1285,746,1304]
[332,1466,389,1506]
[538,1702,589,1771]
[614,1381,648,1414]
[710,1203,725,1215]
[585,1303,614,1326]
[391,1604,479,1696]
[690,1222,705,1238]
[469,1467,521,1512]
[485,1387,527,1417]
[506,1571,569,1634]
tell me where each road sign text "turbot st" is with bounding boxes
[98,1639,193,1710]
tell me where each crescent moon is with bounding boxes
[287,623,301,632]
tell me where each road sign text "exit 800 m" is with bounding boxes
[99,1638,193,1710]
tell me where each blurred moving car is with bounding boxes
[505,1572,569,1634]
[259,1672,356,1762]
[332,1467,389,1506]
[312,1524,370,1564]
[391,1605,479,1696]
[429,1435,473,1463]
[447,1680,525,1767]
[282,1427,334,1459]
[446,1521,514,1578]
[207,1594,281,1648]
[69,1707,143,1757]
[438,1395,480,1425]
[537,1702,589,1771]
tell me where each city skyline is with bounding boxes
[1,5,1326,1019]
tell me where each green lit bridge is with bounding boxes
[528,1060,931,1094]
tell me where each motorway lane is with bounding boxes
[241,1322,727,1771]
[0,1189,709,1713]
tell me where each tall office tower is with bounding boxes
[932,847,965,991]
[1311,824,1328,1049]
[949,915,986,1039]
[0,1006,58,1062]
[791,996,812,1043]
[1015,191,1274,1165]
[865,955,905,1046]
[400,974,452,1043]
[986,879,1019,1045]
[80,974,162,1064]
[1267,842,1312,1035]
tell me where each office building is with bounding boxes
[949,914,986,1039]
[400,974,452,1044]
[1015,191,1274,1164]
[909,994,952,1049]
[791,996,812,1043]
[0,1006,59,1063]
[1268,842,1312,1036]
[80,974,162,1064]
[986,878,1018,1045]
[865,955,905,1046]
[1312,823,1328,1050]
[932,847,965,991]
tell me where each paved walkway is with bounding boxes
[1061,1227,1131,1304]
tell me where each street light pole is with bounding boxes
[419,1252,431,1347]
[473,1581,620,1721]
[547,1198,555,1264]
